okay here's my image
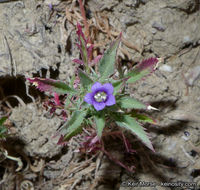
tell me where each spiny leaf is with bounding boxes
[115,114,154,151]
[78,69,93,89]
[60,110,87,141]
[27,78,76,95]
[94,113,105,138]
[127,57,158,83]
[118,97,146,109]
[99,34,121,80]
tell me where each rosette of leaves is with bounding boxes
[27,24,159,151]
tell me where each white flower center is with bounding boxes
[94,91,107,102]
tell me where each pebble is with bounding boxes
[152,21,166,32]
[184,131,190,137]
[159,65,172,72]
[183,36,191,44]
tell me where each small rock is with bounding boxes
[120,14,138,26]
[184,131,190,137]
[151,28,157,34]
[159,65,172,72]
[152,21,166,32]
[183,36,191,44]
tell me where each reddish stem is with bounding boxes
[101,147,135,173]
[79,0,90,41]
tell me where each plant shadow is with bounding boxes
[99,100,194,189]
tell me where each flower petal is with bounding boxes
[93,102,105,111]
[91,82,102,92]
[105,95,116,106]
[84,93,93,104]
[102,83,114,94]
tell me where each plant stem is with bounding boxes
[79,0,90,40]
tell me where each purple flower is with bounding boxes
[84,82,116,111]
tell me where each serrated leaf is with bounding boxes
[94,113,105,138]
[118,97,146,109]
[99,35,121,80]
[27,78,76,95]
[78,69,93,89]
[115,115,154,151]
[127,58,158,83]
[60,110,87,141]
[131,113,156,124]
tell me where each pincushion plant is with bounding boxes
[27,24,159,170]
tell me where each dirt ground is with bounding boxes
[0,0,200,190]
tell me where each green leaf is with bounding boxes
[127,58,158,83]
[80,101,90,109]
[60,110,87,141]
[0,117,7,126]
[27,78,76,95]
[94,113,105,138]
[127,70,148,83]
[115,115,154,151]
[99,35,121,80]
[0,126,7,136]
[78,69,93,89]
[112,80,123,95]
[80,36,88,65]
[118,97,146,109]
[0,117,7,139]
[131,112,156,124]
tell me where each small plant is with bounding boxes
[27,23,159,171]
